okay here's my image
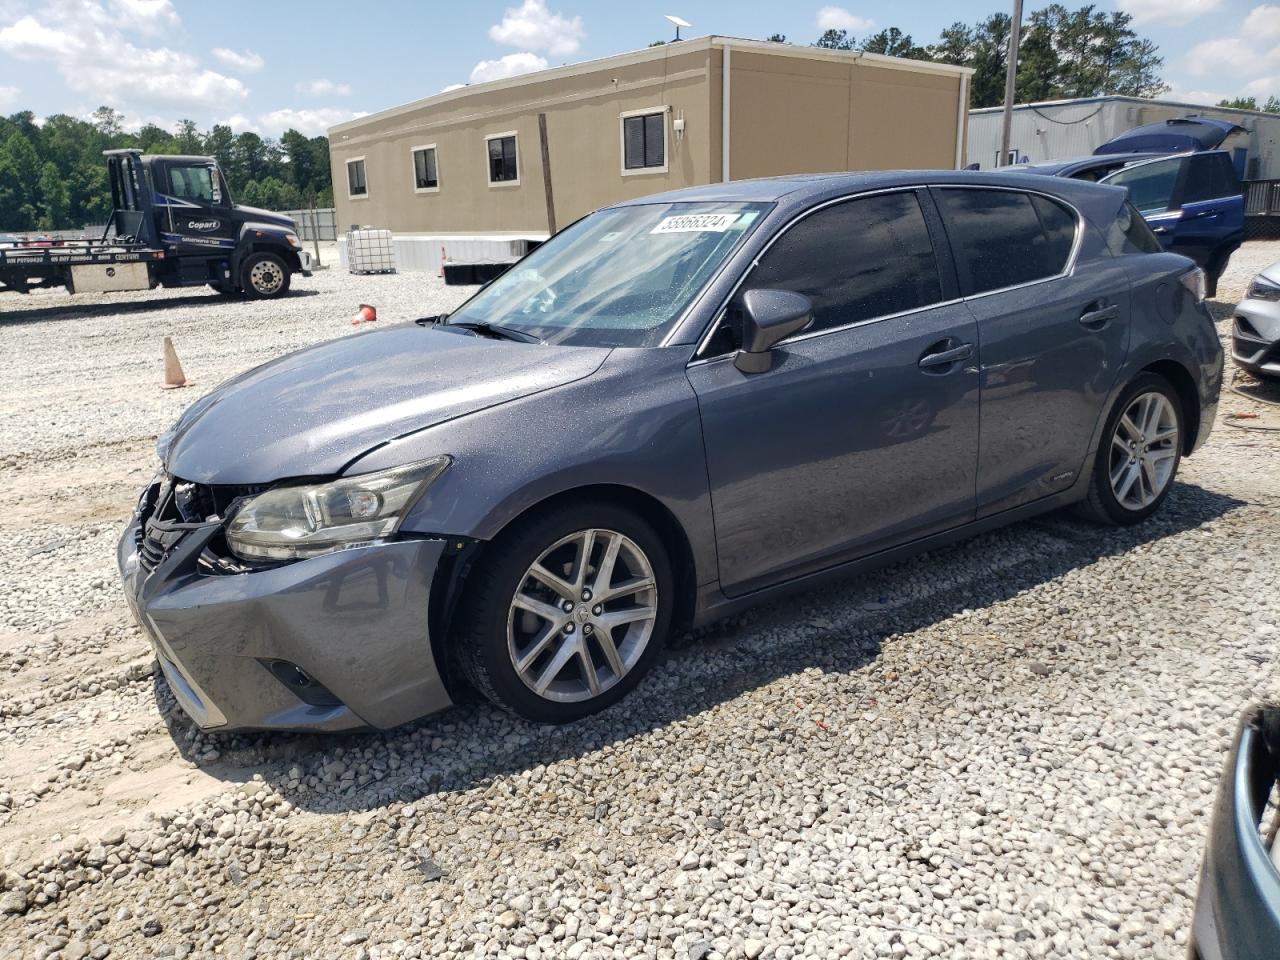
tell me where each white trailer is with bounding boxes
[967,95,1280,179]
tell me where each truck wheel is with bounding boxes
[240,252,291,299]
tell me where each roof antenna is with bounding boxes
[664,14,691,42]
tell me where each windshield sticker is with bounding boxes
[651,213,741,234]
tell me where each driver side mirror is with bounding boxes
[733,289,814,373]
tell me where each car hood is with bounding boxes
[164,325,610,485]
[233,204,294,229]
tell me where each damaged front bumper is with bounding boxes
[116,479,455,733]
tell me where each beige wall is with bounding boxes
[727,51,963,179]
[330,46,715,234]
[329,41,968,236]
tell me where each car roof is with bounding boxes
[608,169,1126,212]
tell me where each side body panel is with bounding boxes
[956,215,1134,515]
[686,302,980,596]
[354,347,721,590]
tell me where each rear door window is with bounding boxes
[935,188,1077,296]
[1101,157,1183,214]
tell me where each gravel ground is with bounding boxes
[0,245,1278,960]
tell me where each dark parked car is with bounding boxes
[1010,153,1165,182]
[119,171,1223,731]
[1011,150,1244,298]
[1232,261,1280,379]
[1190,704,1280,959]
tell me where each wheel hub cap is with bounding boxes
[1108,392,1178,511]
[507,528,658,704]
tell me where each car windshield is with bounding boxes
[444,201,769,347]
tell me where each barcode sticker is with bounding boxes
[651,213,740,234]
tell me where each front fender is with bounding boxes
[345,346,719,588]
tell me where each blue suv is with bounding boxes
[1098,151,1244,299]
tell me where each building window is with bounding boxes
[621,109,667,173]
[412,145,438,192]
[486,133,519,186]
[346,157,367,199]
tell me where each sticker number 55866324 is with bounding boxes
[651,213,741,234]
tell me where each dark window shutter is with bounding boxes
[623,116,644,169]
[644,114,664,167]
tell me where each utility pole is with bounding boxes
[999,0,1024,166]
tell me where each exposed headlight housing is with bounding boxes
[225,456,451,561]
[1246,275,1280,302]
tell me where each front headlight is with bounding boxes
[225,456,451,561]
[1246,276,1280,302]
[285,232,302,248]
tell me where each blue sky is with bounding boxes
[0,0,1276,138]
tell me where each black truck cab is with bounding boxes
[107,149,307,298]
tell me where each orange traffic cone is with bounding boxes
[161,336,188,389]
[350,303,377,326]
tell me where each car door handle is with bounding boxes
[1151,226,1171,234]
[918,341,973,370]
[1079,303,1119,329]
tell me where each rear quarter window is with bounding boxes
[1107,200,1163,255]
[935,188,1077,296]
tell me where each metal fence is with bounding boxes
[1245,180,1280,216]
[282,208,337,241]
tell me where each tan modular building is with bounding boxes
[328,37,973,243]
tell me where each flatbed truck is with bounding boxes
[0,149,309,299]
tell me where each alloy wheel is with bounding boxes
[1108,391,1179,511]
[249,259,284,295]
[507,528,658,704]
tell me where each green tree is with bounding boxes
[860,27,928,59]
[91,106,124,138]
[1218,96,1260,110]
[174,119,202,154]
[766,33,787,43]
[0,131,42,230]
[814,29,855,50]
[37,161,71,229]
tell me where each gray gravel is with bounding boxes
[1,247,1278,959]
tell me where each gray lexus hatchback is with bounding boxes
[119,171,1222,731]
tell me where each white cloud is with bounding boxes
[0,2,248,113]
[107,0,178,35]
[468,52,548,84]
[0,83,18,108]
[211,47,264,72]
[815,6,872,34]
[296,78,352,97]
[441,82,467,92]
[256,107,367,137]
[488,0,583,57]
[1163,84,1232,106]
[1244,4,1280,42]
[1119,0,1221,26]
[1185,37,1255,77]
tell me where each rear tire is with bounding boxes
[239,252,290,299]
[1077,373,1184,526]
[454,501,673,723]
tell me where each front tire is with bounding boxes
[455,501,673,723]
[1078,373,1184,525]
[239,252,291,299]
